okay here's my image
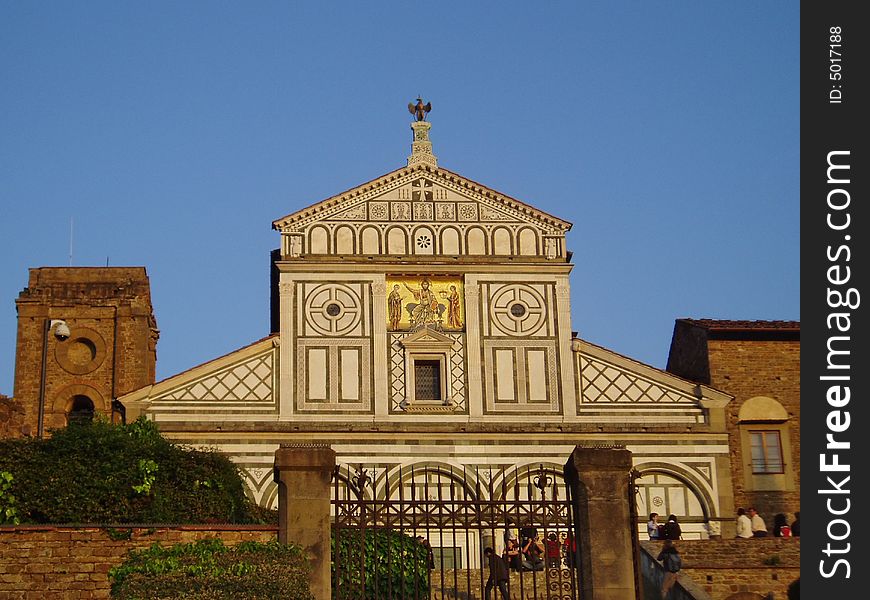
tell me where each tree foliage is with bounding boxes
[0,418,251,524]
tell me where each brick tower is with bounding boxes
[5,267,158,437]
[667,319,800,521]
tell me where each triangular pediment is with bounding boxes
[272,164,571,233]
[118,336,279,419]
[400,326,455,349]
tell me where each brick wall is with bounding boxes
[642,538,799,600]
[0,525,277,599]
[667,321,801,528]
[707,339,800,520]
[5,267,158,439]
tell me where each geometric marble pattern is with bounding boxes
[488,283,548,336]
[303,282,364,337]
[389,332,466,412]
[156,351,273,402]
[579,355,697,404]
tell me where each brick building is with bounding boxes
[667,319,800,524]
[2,267,158,438]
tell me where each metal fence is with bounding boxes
[332,463,580,600]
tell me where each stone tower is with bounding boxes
[6,267,158,437]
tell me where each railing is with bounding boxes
[332,463,580,600]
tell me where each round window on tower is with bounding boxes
[54,327,107,375]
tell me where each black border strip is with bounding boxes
[802,2,868,596]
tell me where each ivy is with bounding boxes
[0,418,254,524]
[332,529,430,600]
[132,459,158,495]
[105,528,134,541]
[0,471,20,525]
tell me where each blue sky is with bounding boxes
[0,1,799,395]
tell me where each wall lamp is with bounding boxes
[37,319,69,438]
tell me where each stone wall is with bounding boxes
[0,525,276,599]
[666,321,800,526]
[707,339,800,520]
[641,539,800,600]
[7,267,158,438]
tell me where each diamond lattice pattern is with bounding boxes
[158,352,274,402]
[580,355,694,403]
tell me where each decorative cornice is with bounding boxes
[271,165,572,232]
[279,442,331,449]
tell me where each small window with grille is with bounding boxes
[414,359,442,402]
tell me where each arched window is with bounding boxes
[634,470,711,539]
[68,395,95,425]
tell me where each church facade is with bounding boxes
[112,118,739,538]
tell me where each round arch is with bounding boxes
[738,396,789,422]
[380,461,480,502]
[491,462,567,502]
[261,481,279,510]
[633,462,716,525]
[50,383,107,428]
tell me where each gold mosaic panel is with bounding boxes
[386,276,464,332]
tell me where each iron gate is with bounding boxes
[332,463,581,600]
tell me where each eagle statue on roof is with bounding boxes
[408,98,432,121]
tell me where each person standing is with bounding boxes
[748,507,768,537]
[656,539,681,599]
[648,513,661,539]
[662,514,681,540]
[484,547,510,600]
[388,284,403,330]
[736,508,753,539]
[445,284,463,329]
[545,532,562,568]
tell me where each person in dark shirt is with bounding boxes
[484,547,510,600]
[790,511,801,537]
[662,514,682,540]
[656,539,681,598]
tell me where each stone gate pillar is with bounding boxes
[274,443,336,600]
[564,444,638,600]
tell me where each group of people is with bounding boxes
[647,513,682,540]
[648,508,799,599]
[649,508,800,540]
[646,513,684,598]
[736,507,800,538]
[502,527,576,573]
[483,527,577,599]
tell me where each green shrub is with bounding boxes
[332,529,430,600]
[109,538,313,599]
[0,417,252,524]
[246,503,279,525]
